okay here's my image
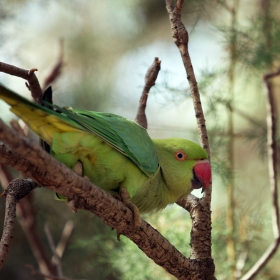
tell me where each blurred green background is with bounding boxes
[1,0,280,279]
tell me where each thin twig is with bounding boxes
[0,179,39,269]
[42,38,64,91]
[165,2,214,274]
[135,57,161,129]
[165,1,212,214]
[240,70,280,280]
[45,223,64,278]
[165,0,210,157]
[0,61,43,101]
[1,169,54,276]
[9,119,57,278]
[235,251,248,279]
[53,221,74,261]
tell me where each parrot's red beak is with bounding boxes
[192,160,211,192]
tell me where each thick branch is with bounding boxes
[0,120,214,279]
[177,195,212,259]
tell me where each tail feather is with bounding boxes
[0,83,82,145]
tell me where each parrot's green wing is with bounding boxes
[0,83,159,177]
[49,105,159,176]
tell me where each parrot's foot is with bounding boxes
[66,161,89,213]
[73,160,83,176]
[117,232,121,241]
[119,188,141,228]
[110,226,121,241]
[67,198,78,213]
[83,176,90,181]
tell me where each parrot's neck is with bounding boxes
[153,142,191,203]
[130,139,193,213]
[130,167,182,214]
[156,159,188,202]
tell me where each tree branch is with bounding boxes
[0,119,214,279]
[42,38,64,91]
[165,0,210,158]
[0,179,39,269]
[240,69,280,280]
[0,62,43,102]
[44,223,64,278]
[165,1,214,272]
[52,221,74,262]
[0,120,58,278]
[176,195,212,259]
[135,57,161,129]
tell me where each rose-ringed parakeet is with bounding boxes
[0,84,211,213]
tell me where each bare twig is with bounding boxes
[165,0,210,157]
[0,179,39,269]
[235,251,248,279]
[0,61,43,101]
[2,120,57,278]
[45,223,64,278]
[135,57,161,129]
[42,38,64,91]
[165,3,214,275]
[53,221,74,261]
[240,70,280,280]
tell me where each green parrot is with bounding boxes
[0,84,211,213]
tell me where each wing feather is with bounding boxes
[49,105,159,177]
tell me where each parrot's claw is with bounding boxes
[66,161,89,213]
[67,199,78,213]
[111,226,122,241]
[117,232,121,242]
[73,161,83,176]
[119,188,141,228]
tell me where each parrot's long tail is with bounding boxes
[0,83,81,144]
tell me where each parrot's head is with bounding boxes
[153,138,211,198]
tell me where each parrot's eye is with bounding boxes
[174,150,187,161]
